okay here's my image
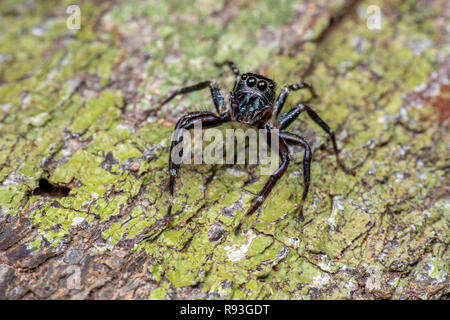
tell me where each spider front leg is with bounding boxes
[273,81,316,119]
[234,129,290,234]
[155,80,225,114]
[215,60,240,76]
[279,131,312,220]
[215,60,240,90]
[278,103,355,175]
[169,112,230,197]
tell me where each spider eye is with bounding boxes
[247,77,256,87]
[268,82,275,89]
[241,74,248,80]
[257,80,267,90]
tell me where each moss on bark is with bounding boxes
[0,0,448,299]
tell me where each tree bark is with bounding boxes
[0,0,448,299]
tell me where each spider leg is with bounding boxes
[215,60,240,90]
[273,81,315,119]
[156,81,225,114]
[234,129,290,234]
[215,60,240,76]
[169,111,230,198]
[278,131,312,220]
[278,103,355,175]
[176,111,215,128]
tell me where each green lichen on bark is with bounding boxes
[0,0,448,299]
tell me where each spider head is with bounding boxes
[232,73,276,126]
[235,73,276,103]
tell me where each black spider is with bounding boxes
[158,61,355,233]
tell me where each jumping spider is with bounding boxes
[158,61,355,233]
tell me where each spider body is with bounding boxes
[231,73,275,127]
[158,61,354,233]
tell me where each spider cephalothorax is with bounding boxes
[231,73,276,127]
[156,61,355,233]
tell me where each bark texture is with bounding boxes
[0,0,448,299]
